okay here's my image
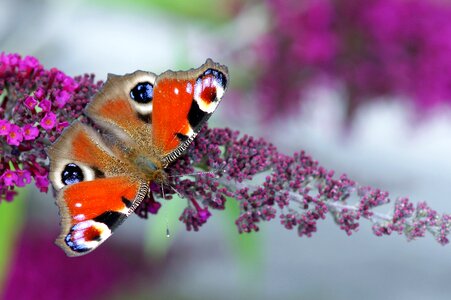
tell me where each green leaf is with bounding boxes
[0,189,26,291]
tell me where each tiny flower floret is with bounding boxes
[0,120,10,136]
[23,124,39,140]
[6,124,23,146]
[40,112,57,130]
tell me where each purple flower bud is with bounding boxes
[0,52,100,200]
[34,174,49,193]
[55,90,71,108]
[56,121,69,133]
[15,170,32,187]
[2,51,451,248]
[197,207,212,222]
[4,190,17,202]
[34,88,45,100]
[38,99,52,112]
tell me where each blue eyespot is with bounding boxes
[61,163,83,185]
[130,82,153,104]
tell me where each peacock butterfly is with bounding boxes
[47,59,228,256]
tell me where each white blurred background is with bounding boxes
[2,0,451,299]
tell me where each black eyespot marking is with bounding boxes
[176,133,188,142]
[130,82,153,103]
[188,100,210,131]
[122,197,132,208]
[61,163,84,185]
[200,69,227,91]
[93,211,127,231]
[92,167,105,179]
[137,112,151,124]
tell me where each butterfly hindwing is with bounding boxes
[55,177,147,256]
[152,59,228,164]
[47,122,148,256]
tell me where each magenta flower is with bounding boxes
[2,170,17,186]
[34,174,49,193]
[0,52,102,202]
[40,112,57,130]
[56,121,70,133]
[15,170,32,187]
[38,99,52,112]
[34,87,45,100]
[23,124,39,140]
[19,55,40,72]
[6,124,23,146]
[198,207,212,222]
[55,90,71,108]
[4,190,16,202]
[0,119,10,135]
[23,96,37,110]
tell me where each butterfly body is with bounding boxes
[47,60,228,256]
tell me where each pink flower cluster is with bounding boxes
[0,53,102,201]
[2,52,450,246]
[152,124,451,246]
[255,0,451,120]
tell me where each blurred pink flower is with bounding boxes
[255,0,451,120]
[2,225,152,300]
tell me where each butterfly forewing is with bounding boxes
[152,59,228,163]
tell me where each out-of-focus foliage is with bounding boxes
[92,0,242,24]
[0,189,24,292]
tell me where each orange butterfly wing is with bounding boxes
[152,59,228,163]
[48,122,147,256]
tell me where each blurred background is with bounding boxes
[2,0,451,299]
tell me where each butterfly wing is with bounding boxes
[85,71,157,146]
[152,59,228,164]
[47,122,148,256]
[47,60,228,256]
